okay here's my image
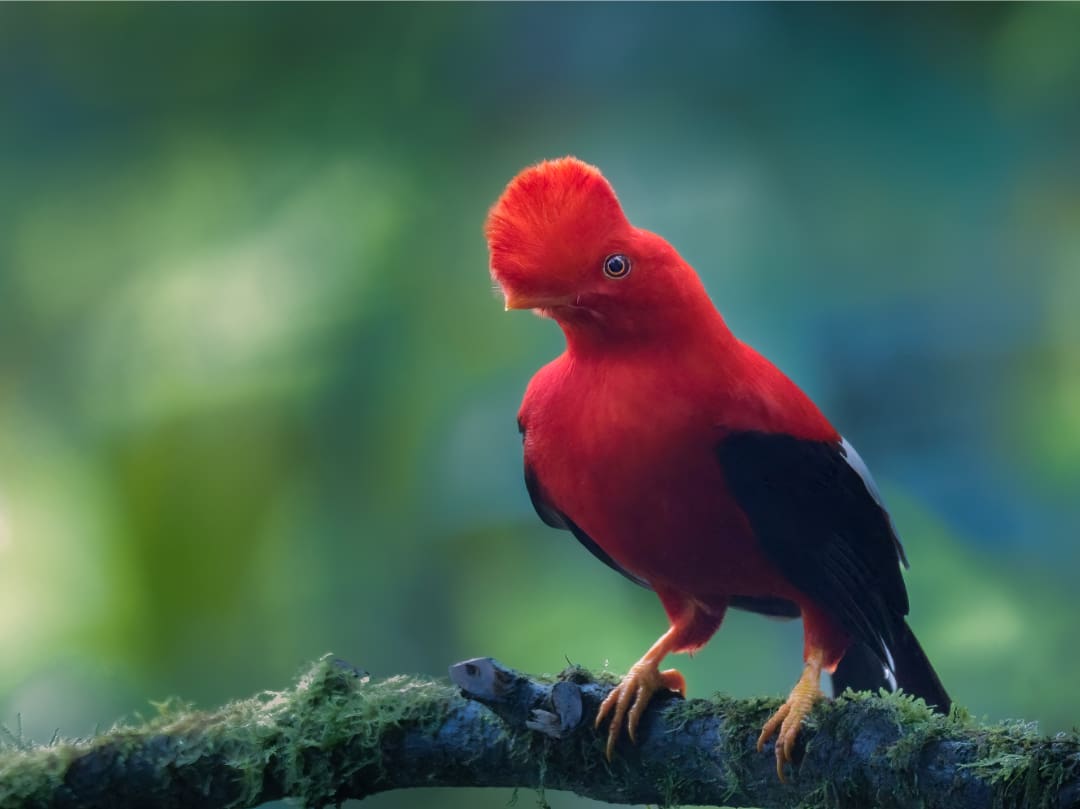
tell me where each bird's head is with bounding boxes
[486,157,716,348]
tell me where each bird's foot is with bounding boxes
[756,661,825,782]
[595,661,685,759]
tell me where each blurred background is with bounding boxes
[2,4,1079,807]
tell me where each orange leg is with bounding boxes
[757,646,826,782]
[594,626,688,760]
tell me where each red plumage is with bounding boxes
[487,157,948,779]
[521,341,837,652]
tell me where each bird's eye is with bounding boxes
[603,254,632,279]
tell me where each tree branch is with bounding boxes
[1,655,1078,809]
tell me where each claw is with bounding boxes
[757,652,825,782]
[595,662,685,759]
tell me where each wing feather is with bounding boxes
[716,431,909,667]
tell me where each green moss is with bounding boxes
[665,691,780,735]
[0,655,459,809]
[657,767,690,808]
[796,780,837,809]
[267,657,454,806]
[558,664,619,688]
[821,689,1080,809]
[661,692,781,805]
[958,719,1080,809]
[4,659,1079,809]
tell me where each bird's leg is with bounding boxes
[757,646,826,781]
[595,626,687,760]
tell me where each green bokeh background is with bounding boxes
[2,4,1079,808]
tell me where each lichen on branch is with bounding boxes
[0,655,1077,809]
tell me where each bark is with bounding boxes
[1,655,1077,809]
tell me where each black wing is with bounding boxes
[716,430,910,666]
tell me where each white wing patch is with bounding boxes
[879,635,899,689]
[839,436,886,508]
[839,436,909,569]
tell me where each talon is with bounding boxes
[758,650,826,782]
[756,702,790,752]
[596,662,685,759]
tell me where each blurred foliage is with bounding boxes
[1,5,1079,809]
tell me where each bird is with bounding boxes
[484,156,951,780]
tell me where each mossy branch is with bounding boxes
[1,655,1078,809]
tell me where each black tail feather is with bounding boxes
[831,621,951,713]
[831,641,889,697]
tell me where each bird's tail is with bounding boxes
[831,621,951,713]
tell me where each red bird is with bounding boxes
[485,157,950,779]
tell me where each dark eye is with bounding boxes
[603,253,631,279]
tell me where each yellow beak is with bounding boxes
[503,291,559,311]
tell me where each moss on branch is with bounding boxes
[1,655,1077,809]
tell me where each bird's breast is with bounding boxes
[521,356,792,599]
